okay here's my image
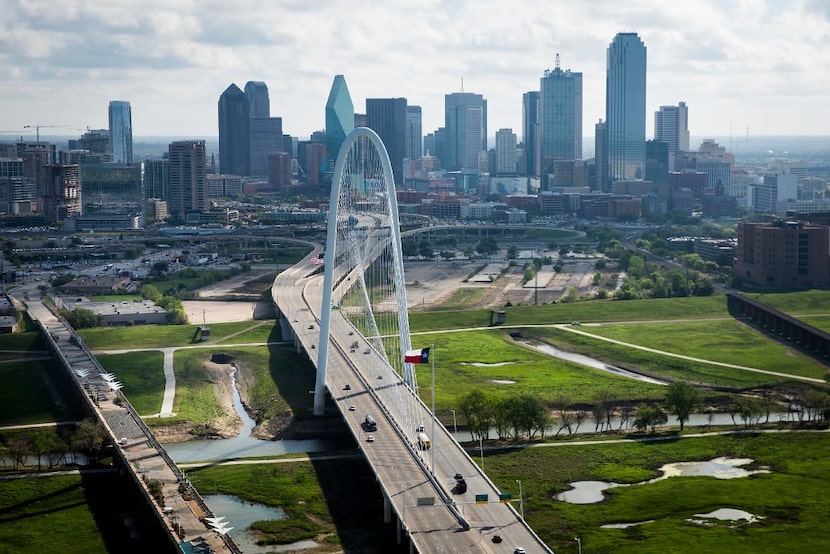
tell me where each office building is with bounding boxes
[244,81,283,178]
[206,174,242,198]
[606,32,647,184]
[594,119,608,191]
[406,105,423,161]
[325,75,354,166]
[645,140,669,186]
[495,128,518,176]
[80,163,142,217]
[445,92,487,171]
[168,140,207,221]
[144,158,169,204]
[539,55,582,168]
[244,81,270,118]
[108,101,133,164]
[366,98,407,184]
[249,116,283,179]
[218,84,250,176]
[654,101,689,171]
[522,91,541,177]
[735,219,830,288]
[69,129,111,159]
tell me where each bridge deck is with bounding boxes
[274,248,553,554]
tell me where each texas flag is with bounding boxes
[404,347,430,364]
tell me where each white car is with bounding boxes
[367,435,375,443]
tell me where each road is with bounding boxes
[273,246,552,553]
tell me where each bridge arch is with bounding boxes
[315,127,414,415]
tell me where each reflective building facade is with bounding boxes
[325,75,354,166]
[540,58,582,168]
[108,101,133,164]
[218,84,250,176]
[606,32,647,184]
[444,92,487,171]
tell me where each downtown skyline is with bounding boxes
[1,0,829,141]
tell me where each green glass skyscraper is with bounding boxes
[325,75,354,165]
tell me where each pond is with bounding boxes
[202,494,319,553]
[556,457,769,504]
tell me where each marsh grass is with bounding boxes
[486,431,830,553]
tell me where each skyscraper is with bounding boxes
[108,101,133,164]
[366,98,407,184]
[606,32,647,184]
[325,75,354,166]
[539,55,582,169]
[654,101,690,171]
[594,119,608,191]
[522,91,540,177]
[244,81,270,118]
[168,140,206,221]
[495,128,518,176]
[218,84,250,176]
[444,92,487,171]
[406,105,423,161]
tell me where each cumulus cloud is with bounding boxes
[0,0,828,137]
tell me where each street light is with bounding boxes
[575,537,582,554]
[451,409,457,434]
[515,479,524,521]
[479,435,484,470]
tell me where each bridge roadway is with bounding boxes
[273,248,552,553]
[19,296,239,554]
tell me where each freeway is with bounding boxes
[273,247,552,553]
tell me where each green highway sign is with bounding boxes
[475,494,488,504]
[499,493,512,503]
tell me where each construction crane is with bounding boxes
[23,124,74,142]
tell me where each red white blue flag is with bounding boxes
[405,347,430,364]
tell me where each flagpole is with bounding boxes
[431,343,436,476]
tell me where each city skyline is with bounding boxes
[1,1,829,141]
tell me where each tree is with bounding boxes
[61,307,103,329]
[664,382,702,431]
[459,390,494,440]
[633,404,667,433]
[507,246,518,259]
[439,250,456,260]
[418,239,433,258]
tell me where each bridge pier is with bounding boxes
[384,494,392,523]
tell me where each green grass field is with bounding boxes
[0,472,172,553]
[79,320,276,350]
[486,431,830,553]
[0,359,85,425]
[412,329,664,410]
[746,289,830,315]
[409,295,730,332]
[96,351,166,415]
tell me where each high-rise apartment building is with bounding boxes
[539,55,582,169]
[495,128,518,176]
[168,140,206,221]
[42,164,81,224]
[366,98,407,184]
[606,32,647,184]
[108,101,133,164]
[444,92,487,171]
[406,105,423,161]
[654,101,689,171]
[218,84,250,176]
[325,75,354,166]
[522,91,541,177]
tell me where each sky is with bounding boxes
[1,0,829,143]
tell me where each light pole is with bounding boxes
[479,435,484,470]
[575,537,582,554]
[515,479,524,521]
[451,409,457,434]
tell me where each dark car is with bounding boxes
[492,534,503,543]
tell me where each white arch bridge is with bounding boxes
[273,128,552,553]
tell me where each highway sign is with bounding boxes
[475,494,488,504]
[499,493,512,503]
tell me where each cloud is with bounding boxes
[0,0,829,137]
